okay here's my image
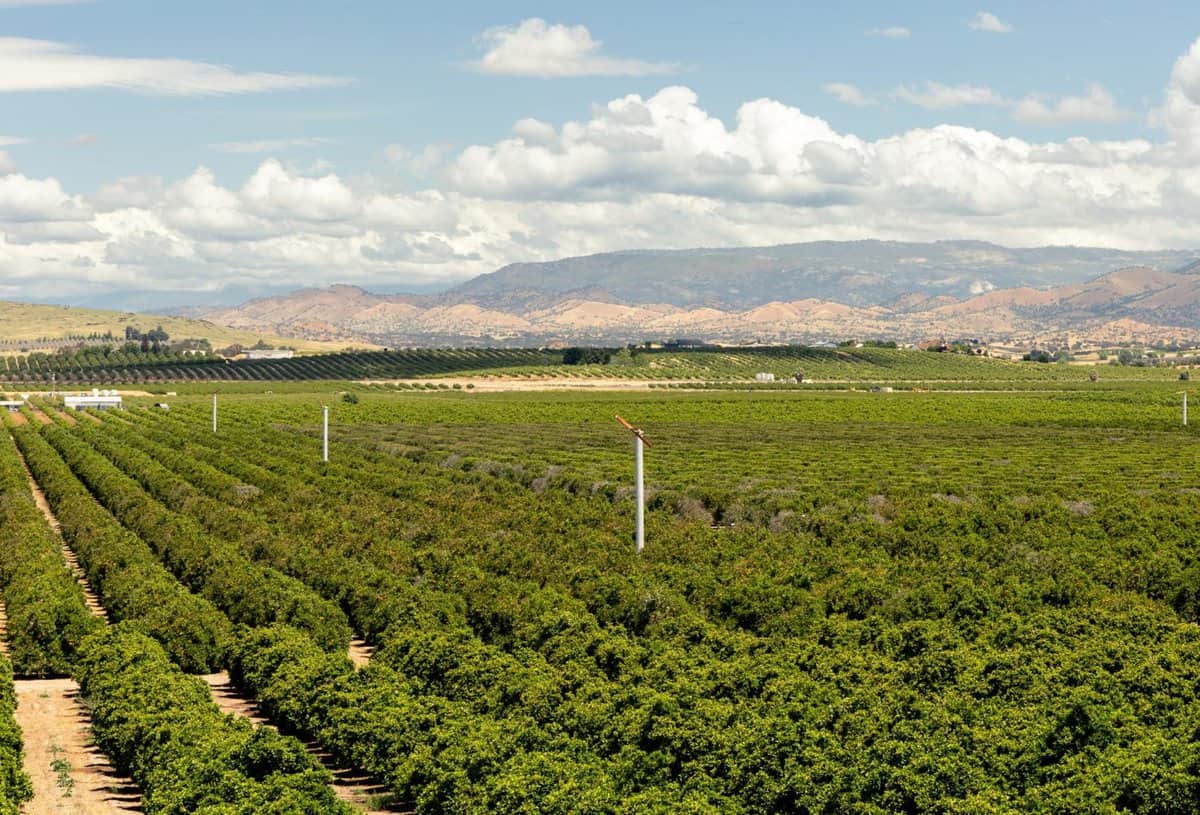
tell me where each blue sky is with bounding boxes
[2,0,1200,305]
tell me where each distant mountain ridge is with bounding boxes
[202,241,1200,346]
[440,240,1198,311]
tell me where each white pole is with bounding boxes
[322,405,329,462]
[635,434,645,553]
[212,393,217,433]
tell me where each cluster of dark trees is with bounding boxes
[563,347,614,365]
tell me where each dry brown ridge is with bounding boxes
[203,267,1200,346]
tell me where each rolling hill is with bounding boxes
[200,241,1200,347]
[0,301,369,353]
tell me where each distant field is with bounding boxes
[450,346,1186,385]
[0,343,1191,388]
[0,300,363,353]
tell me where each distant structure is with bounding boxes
[64,389,122,411]
[755,372,776,383]
[0,399,24,413]
[244,349,295,360]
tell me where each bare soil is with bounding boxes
[202,672,400,813]
[13,679,142,815]
[201,672,269,725]
[348,639,376,670]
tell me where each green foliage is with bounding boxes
[75,626,351,815]
[27,385,1200,812]
[37,424,350,652]
[0,657,33,813]
[563,348,613,366]
[0,344,1190,385]
[11,424,230,671]
[0,427,101,676]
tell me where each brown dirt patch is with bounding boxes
[203,671,399,813]
[348,639,376,670]
[201,672,269,726]
[14,678,142,814]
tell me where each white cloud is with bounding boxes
[894,82,1008,110]
[1157,37,1200,157]
[384,143,453,175]
[0,173,90,222]
[473,18,679,77]
[0,1,93,5]
[868,26,911,39]
[0,37,349,94]
[823,82,876,107]
[969,12,1013,33]
[12,37,1200,303]
[213,137,331,154]
[70,133,97,146]
[240,159,358,222]
[1014,84,1127,126]
[0,136,27,146]
[0,151,13,174]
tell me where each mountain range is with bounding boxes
[202,241,1200,347]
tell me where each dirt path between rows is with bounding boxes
[348,639,376,670]
[13,679,142,815]
[5,443,136,812]
[15,447,108,621]
[202,670,399,813]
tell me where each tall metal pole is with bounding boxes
[212,393,217,433]
[635,434,645,553]
[322,405,329,462]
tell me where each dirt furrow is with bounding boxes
[200,672,269,725]
[348,639,376,669]
[201,672,398,813]
[14,678,142,815]
[14,447,108,622]
[5,443,140,811]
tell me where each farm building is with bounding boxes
[0,400,23,413]
[64,390,123,411]
[755,372,776,382]
[245,349,295,360]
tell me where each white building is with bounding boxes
[0,400,23,413]
[755,372,776,383]
[64,389,122,411]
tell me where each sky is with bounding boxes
[2,0,1200,307]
